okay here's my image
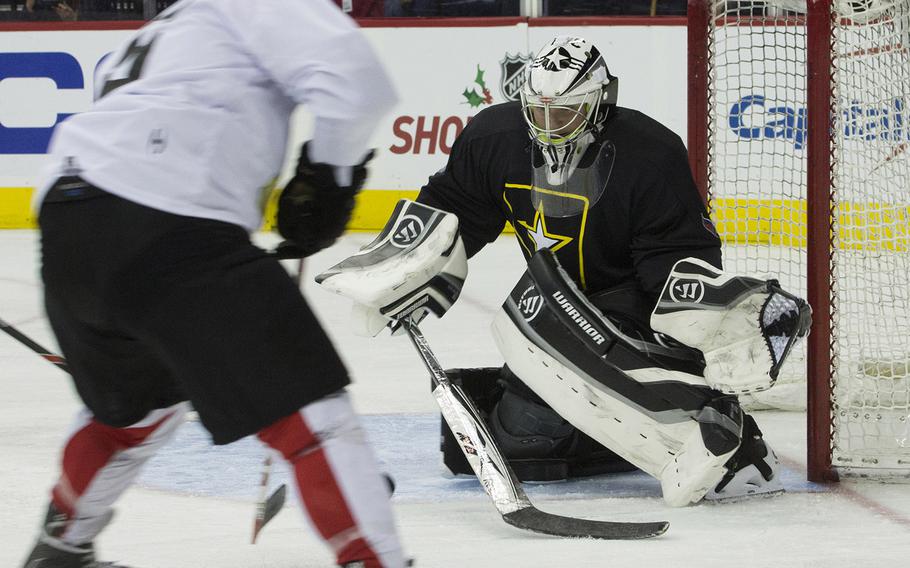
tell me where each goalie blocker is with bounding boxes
[490,250,803,506]
[316,199,468,336]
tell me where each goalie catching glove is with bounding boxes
[650,257,812,395]
[315,199,468,336]
[276,142,372,258]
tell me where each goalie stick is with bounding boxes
[399,316,669,540]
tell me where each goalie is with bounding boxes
[319,36,810,507]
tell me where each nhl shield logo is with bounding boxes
[499,52,532,102]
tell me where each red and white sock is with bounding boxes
[50,402,189,545]
[258,391,406,568]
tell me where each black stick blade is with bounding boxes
[503,507,668,540]
[261,484,287,527]
[252,484,287,544]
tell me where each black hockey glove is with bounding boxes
[276,143,373,257]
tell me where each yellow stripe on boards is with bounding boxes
[0,188,37,229]
[2,187,520,233]
[711,197,910,252]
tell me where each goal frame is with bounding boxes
[686,0,838,482]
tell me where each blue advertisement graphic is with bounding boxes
[2,49,906,156]
[0,52,84,155]
[728,93,908,149]
[728,94,808,150]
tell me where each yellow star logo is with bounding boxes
[518,205,573,252]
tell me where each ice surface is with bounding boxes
[2,230,909,567]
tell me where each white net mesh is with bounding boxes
[830,2,910,473]
[706,0,910,474]
[707,1,810,411]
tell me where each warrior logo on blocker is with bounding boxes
[518,285,545,322]
[669,278,705,303]
[391,215,425,247]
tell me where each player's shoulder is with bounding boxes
[607,107,686,157]
[461,101,526,141]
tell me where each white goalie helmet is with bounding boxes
[520,36,618,185]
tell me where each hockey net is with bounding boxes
[689,0,910,480]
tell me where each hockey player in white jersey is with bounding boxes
[23,2,407,567]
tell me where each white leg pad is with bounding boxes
[491,310,739,507]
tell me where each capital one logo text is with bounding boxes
[729,94,909,149]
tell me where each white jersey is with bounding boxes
[36,0,397,231]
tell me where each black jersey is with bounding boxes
[417,101,721,302]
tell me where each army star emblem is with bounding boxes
[519,207,573,252]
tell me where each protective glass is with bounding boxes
[530,138,616,218]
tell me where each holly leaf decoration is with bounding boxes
[474,65,486,89]
[462,88,485,108]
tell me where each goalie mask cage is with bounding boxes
[688,0,910,482]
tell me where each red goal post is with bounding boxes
[688,0,910,482]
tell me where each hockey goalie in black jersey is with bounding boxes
[320,36,810,507]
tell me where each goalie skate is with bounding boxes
[706,416,784,502]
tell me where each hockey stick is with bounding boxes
[399,317,669,540]
[251,455,287,543]
[249,255,302,543]
[0,316,70,373]
[247,253,304,543]
[0,242,299,375]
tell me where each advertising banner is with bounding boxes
[0,22,689,228]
